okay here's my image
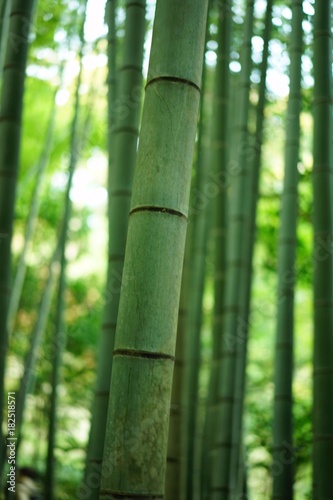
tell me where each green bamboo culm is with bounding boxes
[82,1,147,498]
[165,240,191,500]
[0,0,5,38]
[230,0,273,495]
[312,0,333,498]
[272,1,303,498]
[0,0,35,475]
[0,0,11,89]
[167,62,212,493]
[183,49,211,500]
[211,1,254,497]
[203,2,232,498]
[105,0,117,217]
[100,0,208,496]
[44,6,87,497]
[0,0,6,40]
[80,3,117,499]
[6,75,62,336]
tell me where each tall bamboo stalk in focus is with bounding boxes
[100,0,208,496]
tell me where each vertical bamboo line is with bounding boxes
[272,1,303,498]
[312,0,333,497]
[0,0,11,90]
[211,1,255,497]
[205,2,232,497]
[183,51,211,500]
[0,0,35,475]
[166,240,190,500]
[230,0,274,495]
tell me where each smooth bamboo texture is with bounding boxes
[0,0,4,39]
[7,79,61,335]
[0,0,35,475]
[168,15,212,499]
[0,0,11,89]
[105,0,117,220]
[211,1,254,497]
[272,2,303,498]
[83,1,146,498]
[203,2,232,498]
[230,0,273,495]
[44,9,87,497]
[165,237,191,500]
[312,1,333,497]
[183,53,211,500]
[100,0,208,496]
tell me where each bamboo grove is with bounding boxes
[0,0,331,498]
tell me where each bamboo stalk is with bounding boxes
[100,0,208,496]
[0,0,35,476]
[183,48,211,500]
[230,0,274,495]
[203,2,232,498]
[211,1,255,497]
[312,1,333,497]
